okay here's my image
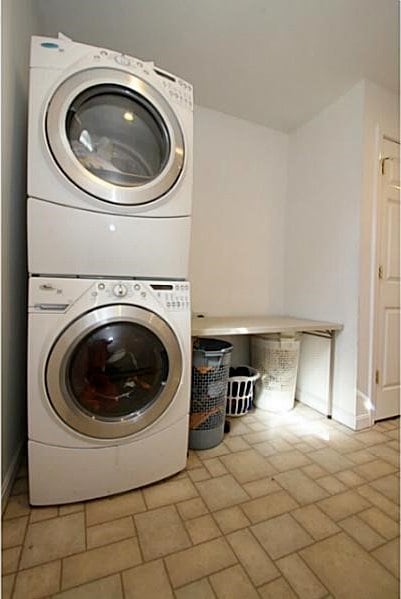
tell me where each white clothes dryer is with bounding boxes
[27,34,193,279]
[27,276,191,505]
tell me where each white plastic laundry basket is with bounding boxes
[226,366,260,416]
[251,335,300,412]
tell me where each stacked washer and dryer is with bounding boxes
[27,34,194,505]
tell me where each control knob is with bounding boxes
[113,284,128,297]
[115,54,130,66]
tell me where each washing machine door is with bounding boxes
[46,305,183,438]
[45,68,184,205]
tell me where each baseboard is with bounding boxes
[356,390,374,430]
[331,406,356,430]
[2,441,24,512]
[355,412,373,430]
[328,395,373,431]
[296,388,329,416]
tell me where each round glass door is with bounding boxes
[46,68,185,205]
[65,85,170,187]
[68,321,168,419]
[46,305,182,438]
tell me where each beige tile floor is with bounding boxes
[2,403,400,599]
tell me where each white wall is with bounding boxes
[190,106,288,316]
[1,0,40,495]
[284,81,366,429]
[357,81,399,419]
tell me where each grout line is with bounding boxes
[336,517,389,550]
[295,549,331,596]
[83,500,88,553]
[16,513,88,572]
[171,502,195,547]
[275,568,318,599]
[119,570,126,599]
[59,555,63,595]
[58,571,128,596]
[2,515,30,551]
[8,558,63,596]
[367,541,401,579]
[354,485,399,520]
[10,499,31,597]
[129,513,137,540]
[161,556,177,596]
[205,574,219,599]
[3,493,32,523]
[130,518,144,565]
[141,486,152,511]
[215,561,263,597]
[226,523,283,588]
[164,554,241,592]
[84,507,148,529]
[208,509,230,536]
[48,535,143,581]
[335,528,400,580]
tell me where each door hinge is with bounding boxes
[375,370,380,385]
[378,265,383,279]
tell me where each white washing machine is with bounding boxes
[27,276,191,505]
[27,34,193,279]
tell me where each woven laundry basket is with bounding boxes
[251,335,300,412]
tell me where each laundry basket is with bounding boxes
[189,338,233,450]
[226,366,260,416]
[251,335,300,412]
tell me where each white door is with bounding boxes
[374,139,400,420]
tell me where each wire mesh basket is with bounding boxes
[189,338,233,450]
[226,366,260,416]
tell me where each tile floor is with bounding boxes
[2,403,400,599]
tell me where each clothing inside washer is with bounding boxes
[66,86,170,186]
[68,322,169,419]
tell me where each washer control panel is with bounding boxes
[29,278,191,313]
[97,281,140,300]
[94,281,190,311]
[152,282,191,311]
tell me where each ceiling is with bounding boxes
[35,0,399,131]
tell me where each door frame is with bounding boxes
[370,133,400,423]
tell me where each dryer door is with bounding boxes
[46,305,183,439]
[46,68,184,206]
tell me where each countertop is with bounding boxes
[191,315,343,337]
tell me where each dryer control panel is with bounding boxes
[30,35,193,110]
[155,74,193,110]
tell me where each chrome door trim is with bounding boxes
[46,305,183,438]
[46,68,185,205]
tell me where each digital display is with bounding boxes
[154,68,176,82]
[151,284,174,291]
